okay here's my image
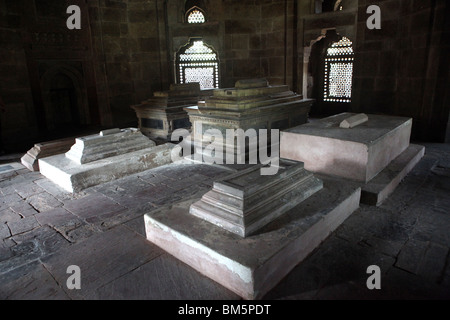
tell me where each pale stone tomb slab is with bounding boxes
[280,113,424,205]
[281,113,412,183]
[39,128,174,193]
[144,164,361,300]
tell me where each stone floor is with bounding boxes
[0,143,449,300]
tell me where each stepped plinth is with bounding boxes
[184,79,313,160]
[190,160,323,237]
[21,137,75,172]
[39,128,174,193]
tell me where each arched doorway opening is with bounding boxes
[47,72,80,132]
[40,63,91,139]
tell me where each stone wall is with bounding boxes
[166,0,298,90]
[221,0,298,88]
[0,0,36,151]
[352,0,449,142]
[1,0,102,151]
[300,0,449,142]
[0,0,448,151]
[88,0,167,128]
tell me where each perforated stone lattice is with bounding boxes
[178,40,219,89]
[187,9,205,24]
[324,37,354,103]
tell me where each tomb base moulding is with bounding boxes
[21,137,76,172]
[184,79,314,159]
[39,128,174,193]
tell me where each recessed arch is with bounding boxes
[40,63,90,133]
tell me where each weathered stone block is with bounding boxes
[185,79,312,159]
[21,137,75,171]
[38,128,174,193]
[39,143,175,193]
[65,128,154,165]
[339,113,369,128]
[281,113,412,183]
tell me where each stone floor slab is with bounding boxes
[0,223,11,240]
[11,225,70,256]
[0,208,21,224]
[7,216,40,236]
[0,162,25,180]
[35,207,80,227]
[63,193,125,219]
[26,192,63,212]
[0,261,70,300]
[95,254,240,300]
[41,225,163,299]
[9,202,38,217]
[395,239,429,274]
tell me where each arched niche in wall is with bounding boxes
[167,0,221,87]
[39,63,90,134]
[303,28,354,116]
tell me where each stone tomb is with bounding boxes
[131,83,200,142]
[184,79,314,160]
[39,128,174,193]
[21,137,75,171]
[280,113,425,205]
[190,160,323,237]
[145,159,361,299]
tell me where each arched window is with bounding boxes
[186,7,206,24]
[176,39,219,90]
[323,36,354,103]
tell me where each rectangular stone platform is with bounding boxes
[65,128,154,164]
[38,128,173,193]
[144,177,361,300]
[39,143,174,193]
[280,113,412,183]
[360,144,425,206]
